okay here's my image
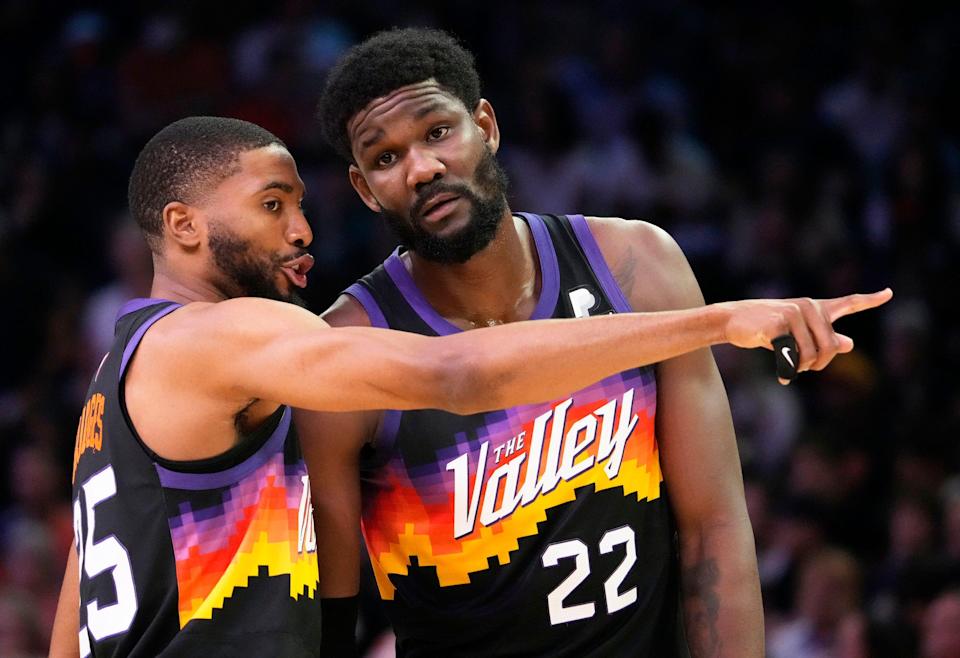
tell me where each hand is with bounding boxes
[720,288,893,376]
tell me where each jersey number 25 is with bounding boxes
[74,465,138,654]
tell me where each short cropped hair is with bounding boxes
[128,116,285,252]
[317,27,481,162]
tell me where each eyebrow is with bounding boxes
[413,102,444,120]
[359,128,385,154]
[356,102,449,155]
[260,181,295,193]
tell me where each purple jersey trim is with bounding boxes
[516,212,562,319]
[383,213,561,336]
[116,297,176,321]
[344,283,388,329]
[154,407,291,490]
[118,303,181,381]
[382,253,456,336]
[567,214,634,313]
[343,283,402,454]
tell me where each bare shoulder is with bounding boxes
[320,293,372,328]
[584,216,701,311]
[190,296,327,329]
[154,297,328,345]
[135,298,331,389]
[583,216,687,273]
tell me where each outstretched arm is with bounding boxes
[166,287,890,416]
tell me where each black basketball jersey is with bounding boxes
[71,299,320,657]
[346,214,681,657]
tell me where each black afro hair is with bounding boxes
[317,27,481,162]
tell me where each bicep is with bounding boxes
[168,299,457,413]
[235,325,457,412]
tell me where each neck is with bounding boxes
[148,257,229,305]
[404,210,541,328]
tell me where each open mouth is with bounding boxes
[280,253,315,288]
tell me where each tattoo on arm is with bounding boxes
[612,244,637,301]
[682,558,722,658]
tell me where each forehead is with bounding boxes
[348,80,468,146]
[216,144,304,193]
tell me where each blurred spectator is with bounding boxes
[769,547,862,658]
[0,587,46,658]
[760,496,830,617]
[868,493,941,623]
[921,590,960,658]
[0,444,73,636]
[820,52,906,177]
[80,215,153,372]
[833,610,913,658]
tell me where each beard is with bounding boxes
[380,146,510,264]
[207,222,306,307]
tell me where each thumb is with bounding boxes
[837,334,854,353]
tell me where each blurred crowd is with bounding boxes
[1,2,958,657]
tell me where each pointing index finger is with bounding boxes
[823,288,893,322]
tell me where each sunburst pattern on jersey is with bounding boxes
[165,454,319,627]
[362,369,661,600]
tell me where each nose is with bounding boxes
[406,146,446,192]
[287,208,313,249]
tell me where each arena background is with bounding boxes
[1,3,957,656]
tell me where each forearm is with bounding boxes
[239,291,886,414]
[678,519,763,658]
[449,305,729,414]
[270,305,729,414]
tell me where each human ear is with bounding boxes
[349,165,382,213]
[162,201,202,249]
[474,99,501,154]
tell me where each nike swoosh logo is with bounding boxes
[780,346,795,368]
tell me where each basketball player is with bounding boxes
[302,28,891,657]
[47,115,885,657]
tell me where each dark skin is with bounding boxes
[348,80,540,328]
[299,80,889,656]
[50,136,869,657]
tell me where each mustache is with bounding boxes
[410,181,474,220]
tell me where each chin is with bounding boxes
[420,212,470,237]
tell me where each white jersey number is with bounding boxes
[540,525,638,625]
[74,466,138,649]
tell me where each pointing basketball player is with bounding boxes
[301,28,891,657]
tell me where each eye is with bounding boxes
[263,199,281,212]
[376,152,396,168]
[428,126,450,141]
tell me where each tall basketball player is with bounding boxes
[305,28,891,657]
[50,115,886,657]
